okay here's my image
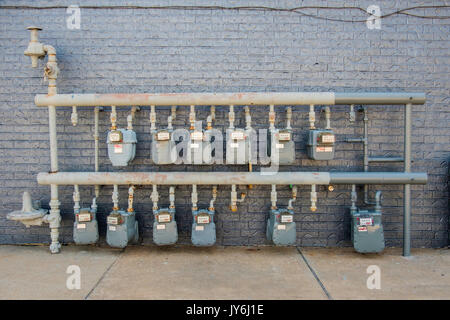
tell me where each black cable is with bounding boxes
[0,5,449,22]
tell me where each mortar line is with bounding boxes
[296,247,333,300]
[84,248,125,300]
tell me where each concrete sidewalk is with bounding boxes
[0,244,448,300]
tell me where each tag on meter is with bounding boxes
[77,223,86,229]
[157,214,171,223]
[277,224,286,230]
[359,217,373,226]
[77,213,92,222]
[107,216,120,225]
[197,214,211,224]
[231,131,245,140]
[191,131,203,141]
[157,224,166,230]
[157,131,170,141]
[280,214,293,223]
[114,144,123,154]
[320,134,335,144]
[278,132,291,141]
[109,131,122,142]
[316,146,333,153]
[195,225,204,231]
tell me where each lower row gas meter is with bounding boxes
[107,128,137,166]
[266,208,296,246]
[307,129,335,160]
[350,209,385,253]
[106,210,139,248]
[191,209,216,246]
[152,129,177,164]
[267,129,295,165]
[153,208,178,245]
[73,206,98,245]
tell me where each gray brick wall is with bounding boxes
[0,0,448,248]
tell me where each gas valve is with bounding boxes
[107,128,137,166]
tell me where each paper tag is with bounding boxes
[280,215,293,223]
[77,223,86,229]
[359,217,373,226]
[278,132,291,141]
[275,143,284,149]
[157,132,170,141]
[197,215,210,224]
[230,143,239,148]
[191,131,203,141]
[358,226,368,232]
[109,132,122,142]
[158,214,171,223]
[277,224,286,230]
[78,213,91,222]
[107,216,119,225]
[157,224,166,230]
[316,146,333,153]
[231,131,244,140]
[321,134,335,143]
[190,143,199,149]
[114,144,123,153]
[109,226,116,231]
[195,225,205,231]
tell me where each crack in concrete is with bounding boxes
[296,247,333,300]
[84,248,125,300]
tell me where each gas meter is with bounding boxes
[191,209,216,246]
[106,210,139,248]
[307,130,335,160]
[267,129,295,165]
[351,209,385,253]
[226,129,250,164]
[73,206,98,245]
[152,129,177,164]
[107,128,137,166]
[153,208,178,245]
[266,208,296,246]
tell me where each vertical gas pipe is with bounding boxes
[403,103,412,256]
[45,45,61,254]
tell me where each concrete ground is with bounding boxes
[0,244,448,300]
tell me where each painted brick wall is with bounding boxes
[0,0,448,248]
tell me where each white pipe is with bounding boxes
[169,186,175,209]
[309,104,315,129]
[271,184,277,209]
[191,184,198,211]
[167,115,173,130]
[150,105,156,133]
[349,104,355,122]
[209,186,217,210]
[151,185,159,211]
[110,105,117,129]
[210,106,215,121]
[324,106,331,130]
[244,106,251,130]
[71,106,78,126]
[189,105,196,130]
[230,184,237,212]
[269,104,275,131]
[73,185,80,214]
[228,105,235,129]
[288,186,297,209]
[112,185,119,211]
[127,186,135,212]
[286,107,292,130]
[310,184,317,212]
[94,107,100,198]
[171,105,177,120]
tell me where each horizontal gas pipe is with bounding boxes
[34,92,426,107]
[37,172,427,186]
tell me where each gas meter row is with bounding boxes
[72,184,302,248]
[106,105,336,167]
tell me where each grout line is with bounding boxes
[296,247,333,300]
[84,248,125,300]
